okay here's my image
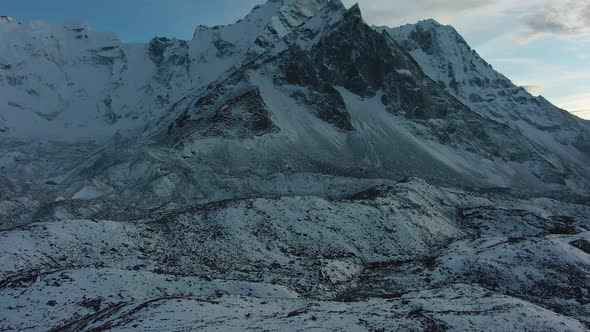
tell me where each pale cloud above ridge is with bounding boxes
[522,85,543,96]
[344,0,590,42]
[519,0,590,41]
[341,0,491,27]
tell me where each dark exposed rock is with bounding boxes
[274,47,352,131]
[408,26,436,55]
[203,88,279,139]
[148,37,190,68]
[549,216,578,235]
[291,88,352,131]
[309,6,454,119]
[80,297,103,311]
[148,37,170,66]
[570,239,590,254]
[213,39,236,58]
[6,75,24,86]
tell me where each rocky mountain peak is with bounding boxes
[280,0,335,18]
[415,18,443,28]
[346,3,362,17]
[385,18,590,172]
[150,0,579,196]
[192,0,333,42]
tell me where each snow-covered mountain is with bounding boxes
[383,20,590,170]
[54,2,585,206]
[0,0,332,140]
[1,1,590,330]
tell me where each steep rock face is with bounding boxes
[384,20,590,171]
[168,87,279,140]
[306,6,448,119]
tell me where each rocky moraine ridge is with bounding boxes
[1,0,590,331]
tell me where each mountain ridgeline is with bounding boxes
[1,0,588,200]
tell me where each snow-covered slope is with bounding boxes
[2,178,590,330]
[0,0,332,141]
[0,19,182,140]
[383,20,590,172]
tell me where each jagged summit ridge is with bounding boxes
[0,0,336,141]
[191,0,333,52]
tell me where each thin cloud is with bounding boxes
[347,0,590,41]
[342,0,491,26]
[522,85,543,95]
[520,0,590,41]
[554,90,590,119]
[571,109,590,119]
[583,2,590,26]
[424,0,489,13]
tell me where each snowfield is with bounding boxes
[1,178,589,330]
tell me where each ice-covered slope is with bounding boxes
[383,20,590,172]
[0,20,153,140]
[0,0,333,141]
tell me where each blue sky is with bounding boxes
[4,0,589,119]
[2,0,266,42]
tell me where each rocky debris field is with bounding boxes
[1,177,589,331]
